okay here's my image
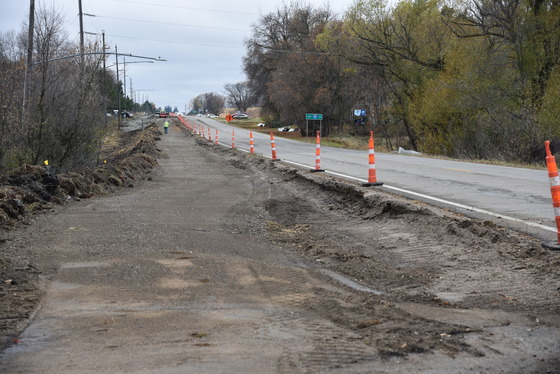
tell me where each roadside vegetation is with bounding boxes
[0,6,156,175]
[222,0,560,165]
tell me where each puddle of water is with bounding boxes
[320,269,383,295]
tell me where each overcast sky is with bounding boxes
[0,0,367,112]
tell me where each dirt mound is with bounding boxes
[0,124,163,347]
[0,125,163,228]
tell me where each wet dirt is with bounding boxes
[0,120,559,373]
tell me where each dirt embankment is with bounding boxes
[0,124,163,347]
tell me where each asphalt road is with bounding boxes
[189,115,555,242]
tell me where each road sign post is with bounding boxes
[305,113,323,138]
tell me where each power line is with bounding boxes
[114,0,257,16]
[109,33,244,50]
[87,13,250,32]
[108,33,330,55]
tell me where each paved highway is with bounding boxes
[187,115,555,242]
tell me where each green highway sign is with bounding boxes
[306,113,323,120]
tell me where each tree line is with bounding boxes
[0,7,155,174]
[239,0,560,163]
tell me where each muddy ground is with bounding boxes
[1,120,559,373]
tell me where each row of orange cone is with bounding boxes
[176,116,560,248]
[176,116,382,184]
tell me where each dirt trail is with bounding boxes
[1,120,559,373]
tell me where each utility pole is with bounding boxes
[130,78,133,113]
[115,45,121,128]
[123,58,127,114]
[21,0,35,125]
[102,31,107,124]
[78,0,84,67]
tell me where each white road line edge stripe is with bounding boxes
[212,140,557,234]
[281,160,557,233]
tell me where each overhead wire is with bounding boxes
[89,14,250,32]
[108,33,243,50]
[113,0,258,16]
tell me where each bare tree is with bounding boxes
[0,4,110,172]
[191,92,225,116]
[243,2,333,123]
[224,82,257,112]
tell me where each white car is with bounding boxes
[257,123,266,127]
[207,114,218,118]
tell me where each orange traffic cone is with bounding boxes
[311,131,324,172]
[250,131,255,154]
[270,132,280,161]
[363,131,383,187]
[543,140,560,250]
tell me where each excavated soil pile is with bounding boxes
[0,124,163,347]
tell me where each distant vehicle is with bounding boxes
[207,114,218,118]
[196,114,203,117]
[279,126,299,132]
[233,113,248,119]
[159,111,167,118]
[122,111,133,118]
[257,123,266,127]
